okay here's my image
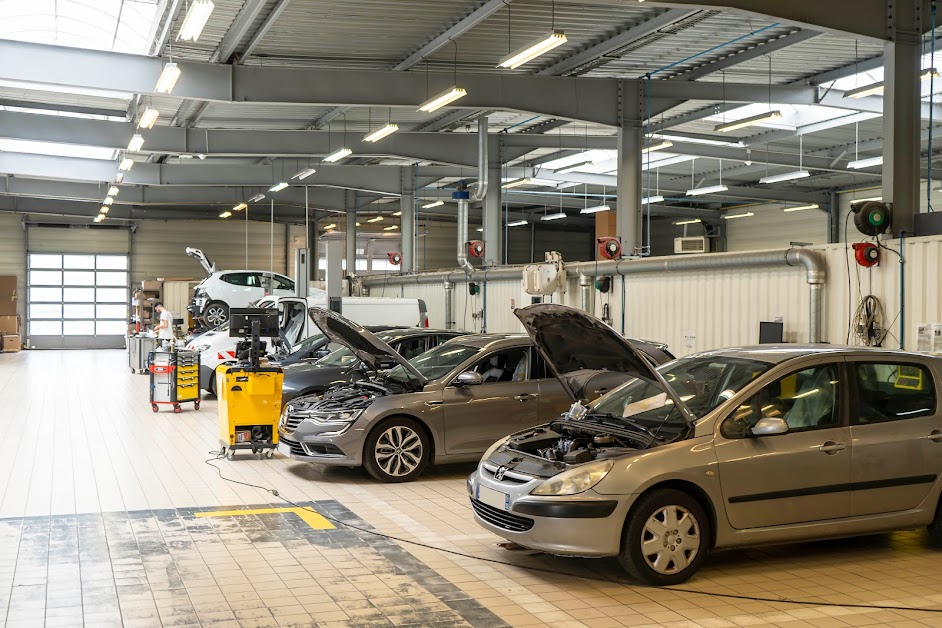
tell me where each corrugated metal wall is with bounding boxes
[0,215,26,338]
[131,220,288,285]
[727,206,829,250]
[27,224,130,255]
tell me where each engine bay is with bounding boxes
[506,418,653,464]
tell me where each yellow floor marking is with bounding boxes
[195,507,335,530]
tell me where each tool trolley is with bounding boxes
[148,350,201,413]
[128,335,156,373]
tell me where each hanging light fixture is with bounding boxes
[367,216,384,223]
[393,211,402,216]
[553,160,594,174]
[759,170,810,184]
[384,225,399,231]
[114,173,125,183]
[422,200,444,209]
[363,123,399,142]
[219,211,232,218]
[138,108,159,129]
[269,182,289,192]
[103,196,114,205]
[641,140,673,154]
[233,202,248,211]
[155,62,182,94]
[418,86,467,112]
[652,133,745,148]
[324,147,352,162]
[641,195,665,204]
[248,193,265,202]
[94,214,105,223]
[107,186,119,196]
[126,134,144,152]
[847,156,884,169]
[118,158,134,171]
[292,167,317,180]
[178,0,215,41]
[323,223,337,230]
[498,31,568,69]
[783,203,820,212]
[714,110,782,133]
[674,218,701,225]
[100,206,110,214]
[502,178,532,189]
[541,211,567,221]
[723,212,754,220]
[844,68,939,99]
[579,204,611,214]
[686,158,727,196]
[506,219,528,227]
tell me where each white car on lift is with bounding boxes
[186,247,296,328]
[187,294,429,394]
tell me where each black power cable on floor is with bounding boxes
[204,453,942,615]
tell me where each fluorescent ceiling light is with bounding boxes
[759,170,810,184]
[363,123,399,142]
[269,182,289,192]
[155,62,181,94]
[541,212,567,221]
[118,158,134,171]
[103,196,114,205]
[844,68,938,99]
[641,195,664,204]
[715,110,782,133]
[219,211,232,218]
[850,196,882,203]
[641,140,673,154]
[393,211,402,216]
[107,186,119,196]
[686,184,728,196]
[248,193,265,202]
[355,222,361,226]
[94,214,105,223]
[233,202,247,211]
[653,133,744,148]
[580,204,611,214]
[384,225,399,231]
[723,212,754,220]
[367,216,383,223]
[292,167,317,180]
[114,173,124,183]
[138,108,159,129]
[502,178,532,189]
[418,86,467,112]
[498,31,568,69]
[674,219,702,225]
[323,223,337,230]
[506,220,528,227]
[127,134,144,152]
[784,203,819,212]
[847,156,883,169]
[422,200,444,209]
[324,147,352,162]
[554,160,595,174]
[100,206,109,214]
[178,0,215,42]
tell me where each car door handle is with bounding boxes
[424,400,443,407]
[928,430,942,442]
[819,441,846,454]
[515,394,537,402]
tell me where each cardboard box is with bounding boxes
[2,335,20,353]
[141,280,162,291]
[0,315,18,336]
[0,276,16,316]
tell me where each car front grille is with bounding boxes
[284,415,304,431]
[279,437,306,457]
[470,498,534,532]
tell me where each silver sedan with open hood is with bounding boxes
[469,304,942,585]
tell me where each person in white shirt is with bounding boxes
[154,303,175,348]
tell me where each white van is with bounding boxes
[187,295,428,393]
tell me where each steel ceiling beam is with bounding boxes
[213,0,270,63]
[669,29,821,81]
[240,0,294,60]
[0,99,127,119]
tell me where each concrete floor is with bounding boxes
[2,349,942,627]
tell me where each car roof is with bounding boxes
[374,328,460,340]
[683,344,941,365]
[439,333,529,350]
[216,270,289,276]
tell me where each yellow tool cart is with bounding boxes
[148,350,201,413]
[217,308,283,460]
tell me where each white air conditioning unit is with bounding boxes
[522,251,567,295]
[674,236,708,254]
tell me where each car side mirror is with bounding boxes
[454,371,483,386]
[377,358,397,370]
[749,417,789,437]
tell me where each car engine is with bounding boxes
[291,378,412,413]
[506,421,647,464]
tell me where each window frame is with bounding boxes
[848,360,939,425]
[463,346,531,384]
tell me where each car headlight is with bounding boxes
[299,409,363,424]
[195,344,211,352]
[530,459,614,496]
[481,436,510,463]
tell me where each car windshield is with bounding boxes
[386,343,480,383]
[591,356,771,429]
[313,333,398,367]
[290,332,327,354]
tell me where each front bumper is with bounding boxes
[467,464,632,557]
[276,415,365,467]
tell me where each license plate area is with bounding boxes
[477,485,509,511]
[277,442,292,457]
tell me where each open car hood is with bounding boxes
[186,247,216,275]
[514,304,696,424]
[309,307,428,385]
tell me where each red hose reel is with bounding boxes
[852,242,880,268]
[597,237,622,260]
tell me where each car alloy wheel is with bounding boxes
[641,505,700,575]
[204,302,228,326]
[364,417,430,483]
[619,488,710,585]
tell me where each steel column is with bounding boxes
[484,164,502,266]
[345,191,357,276]
[617,81,643,255]
[400,166,415,273]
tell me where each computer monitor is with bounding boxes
[759,321,784,344]
[229,308,279,338]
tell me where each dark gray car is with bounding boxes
[280,328,468,405]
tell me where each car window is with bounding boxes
[854,363,937,424]
[722,364,840,438]
[396,337,427,360]
[221,272,253,286]
[530,349,552,379]
[387,344,481,382]
[281,301,306,347]
[272,275,294,291]
[470,348,529,383]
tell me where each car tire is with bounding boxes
[928,497,942,541]
[363,417,430,483]
[619,488,710,586]
[203,301,229,327]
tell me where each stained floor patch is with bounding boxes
[0,500,507,627]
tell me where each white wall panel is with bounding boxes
[0,215,26,337]
[726,205,828,250]
[27,225,130,255]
